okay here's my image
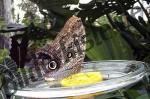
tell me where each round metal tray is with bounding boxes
[11,60,146,98]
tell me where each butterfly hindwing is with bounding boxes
[36,16,86,80]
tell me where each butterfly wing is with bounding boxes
[36,16,86,80]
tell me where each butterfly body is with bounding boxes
[35,16,86,80]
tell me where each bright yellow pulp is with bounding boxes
[61,72,103,87]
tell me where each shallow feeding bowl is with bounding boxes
[10,60,147,98]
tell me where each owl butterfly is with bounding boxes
[35,16,86,81]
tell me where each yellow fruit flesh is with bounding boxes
[61,72,103,87]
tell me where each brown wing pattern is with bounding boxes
[36,16,86,80]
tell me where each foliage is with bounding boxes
[22,15,42,26]
[30,0,136,17]
[86,21,133,60]
[0,49,9,64]
[0,17,5,29]
[30,0,78,18]
[0,35,11,63]
[84,14,133,60]
[103,1,150,63]
[18,0,38,13]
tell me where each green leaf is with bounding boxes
[0,49,10,63]
[136,94,150,99]
[86,24,133,60]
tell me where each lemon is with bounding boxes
[61,72,103,87]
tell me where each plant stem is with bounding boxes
[137,0,150,23]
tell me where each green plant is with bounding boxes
[0,49,9,63]
[86,19,133,60]
[103,1,150,63]
[0,17,5,29]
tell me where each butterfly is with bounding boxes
[34,16,86,81]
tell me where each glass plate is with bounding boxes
[11,60,146,98]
